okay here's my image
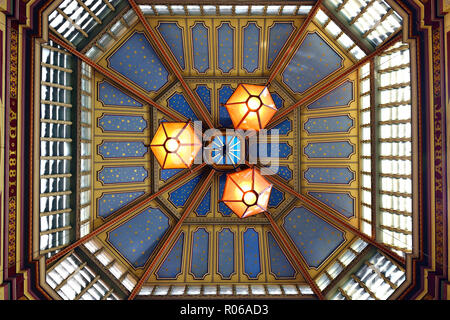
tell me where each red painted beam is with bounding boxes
[129,0,214,129]
[48,33,185,122]
[266,0,323,85]
[265,174,406,266]
[128,169,216,299]
[45,163,207,266]
[268,33,402,125]
[264,212,324,299]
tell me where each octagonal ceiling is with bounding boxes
[37,0,413,300]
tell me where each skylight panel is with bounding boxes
[235,5,249,15]
[139,5,154,15]
[266,5,281,15]
[186,5,201,15]
[219,285,233,295]
[220,5,233,15]
[250,285,265,295]
[298,5,313,15]
[315,9,329,25]
[170,286,186,295]
[153,286,170,295]
[154,5,170,15]
[325,20,342,37]
[139,286,154,295]
[282,5,297,15]
[266,285,282,295]
[170,5,185,15]
[298,285,313,295]
[203,5,216,15]
[350,46,366,60]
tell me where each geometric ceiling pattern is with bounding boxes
[87,10,362,293]
[25,0,421,302]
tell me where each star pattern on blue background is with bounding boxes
[243,228,261,279]
[267,232,296,278]
[283,32,343,93]
[217,228,235,279]
[190,228,210,279]
[217,23,234,73]
[304,115,353,134]
[98,81,143,107]
[157,232,184,279]
[108,32,169,92]
[304,141,354,158]
[307,80,354,109]
[309,192,355,219]
[304,167,355,184]
[98,141,148,159]
[192,23,210,73]
[98,114,147,133]
[243,22,260,73]
[267,22,295,69]
[157,22,185,69]
[283,207,345,268]
[98,191,145,218]
[108,207,169,268]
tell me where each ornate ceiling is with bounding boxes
[5,0,444,302]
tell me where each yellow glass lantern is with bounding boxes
[150,122,202,169]
[221,167,273,218]
[224,84,277,131]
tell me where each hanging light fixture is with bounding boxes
[221,167,273,218]
[150,121,202,169]
[224,84,277,131]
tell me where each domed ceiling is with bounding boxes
[36,0,415,300]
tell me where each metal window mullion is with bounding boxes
[41,62,73,73]
[378,100,412,108]
[102,0,115,11]
[349,0,377,25]
[362,9,394,39]
[338,287,352,300]
[365,261,398,290]
[49,27,76,48]
[370,59,379,240]
[350,275,379,300]
[56,8,89,38]
[54,260,88,291]
[41,100,73,108]
[41,81,73,91]
[40,225,72,236]
[378,82,411,91]
[101,288,115,300]
[40,208,72,217]
[379,225,412,235]
[336,0,350,12]
[74,275,101,300]
[74,0,102,24]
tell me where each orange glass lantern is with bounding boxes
[150,122,202,169]
[221,168,273,218]
[224,84,277,131]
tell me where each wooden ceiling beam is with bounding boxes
[48,32,185,122]
[264,174,406,266]
[128,169,216,299]
[129,0,215,129]
[45,163,207,266]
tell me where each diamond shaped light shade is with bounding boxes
[224,84,277,131]
[150,122,202,169]
[221,168,273,218]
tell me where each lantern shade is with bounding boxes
[150,122,202,169]
[224,84,277,131]
[221,168,273,218]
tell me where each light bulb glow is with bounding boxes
[247,96,261,111]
